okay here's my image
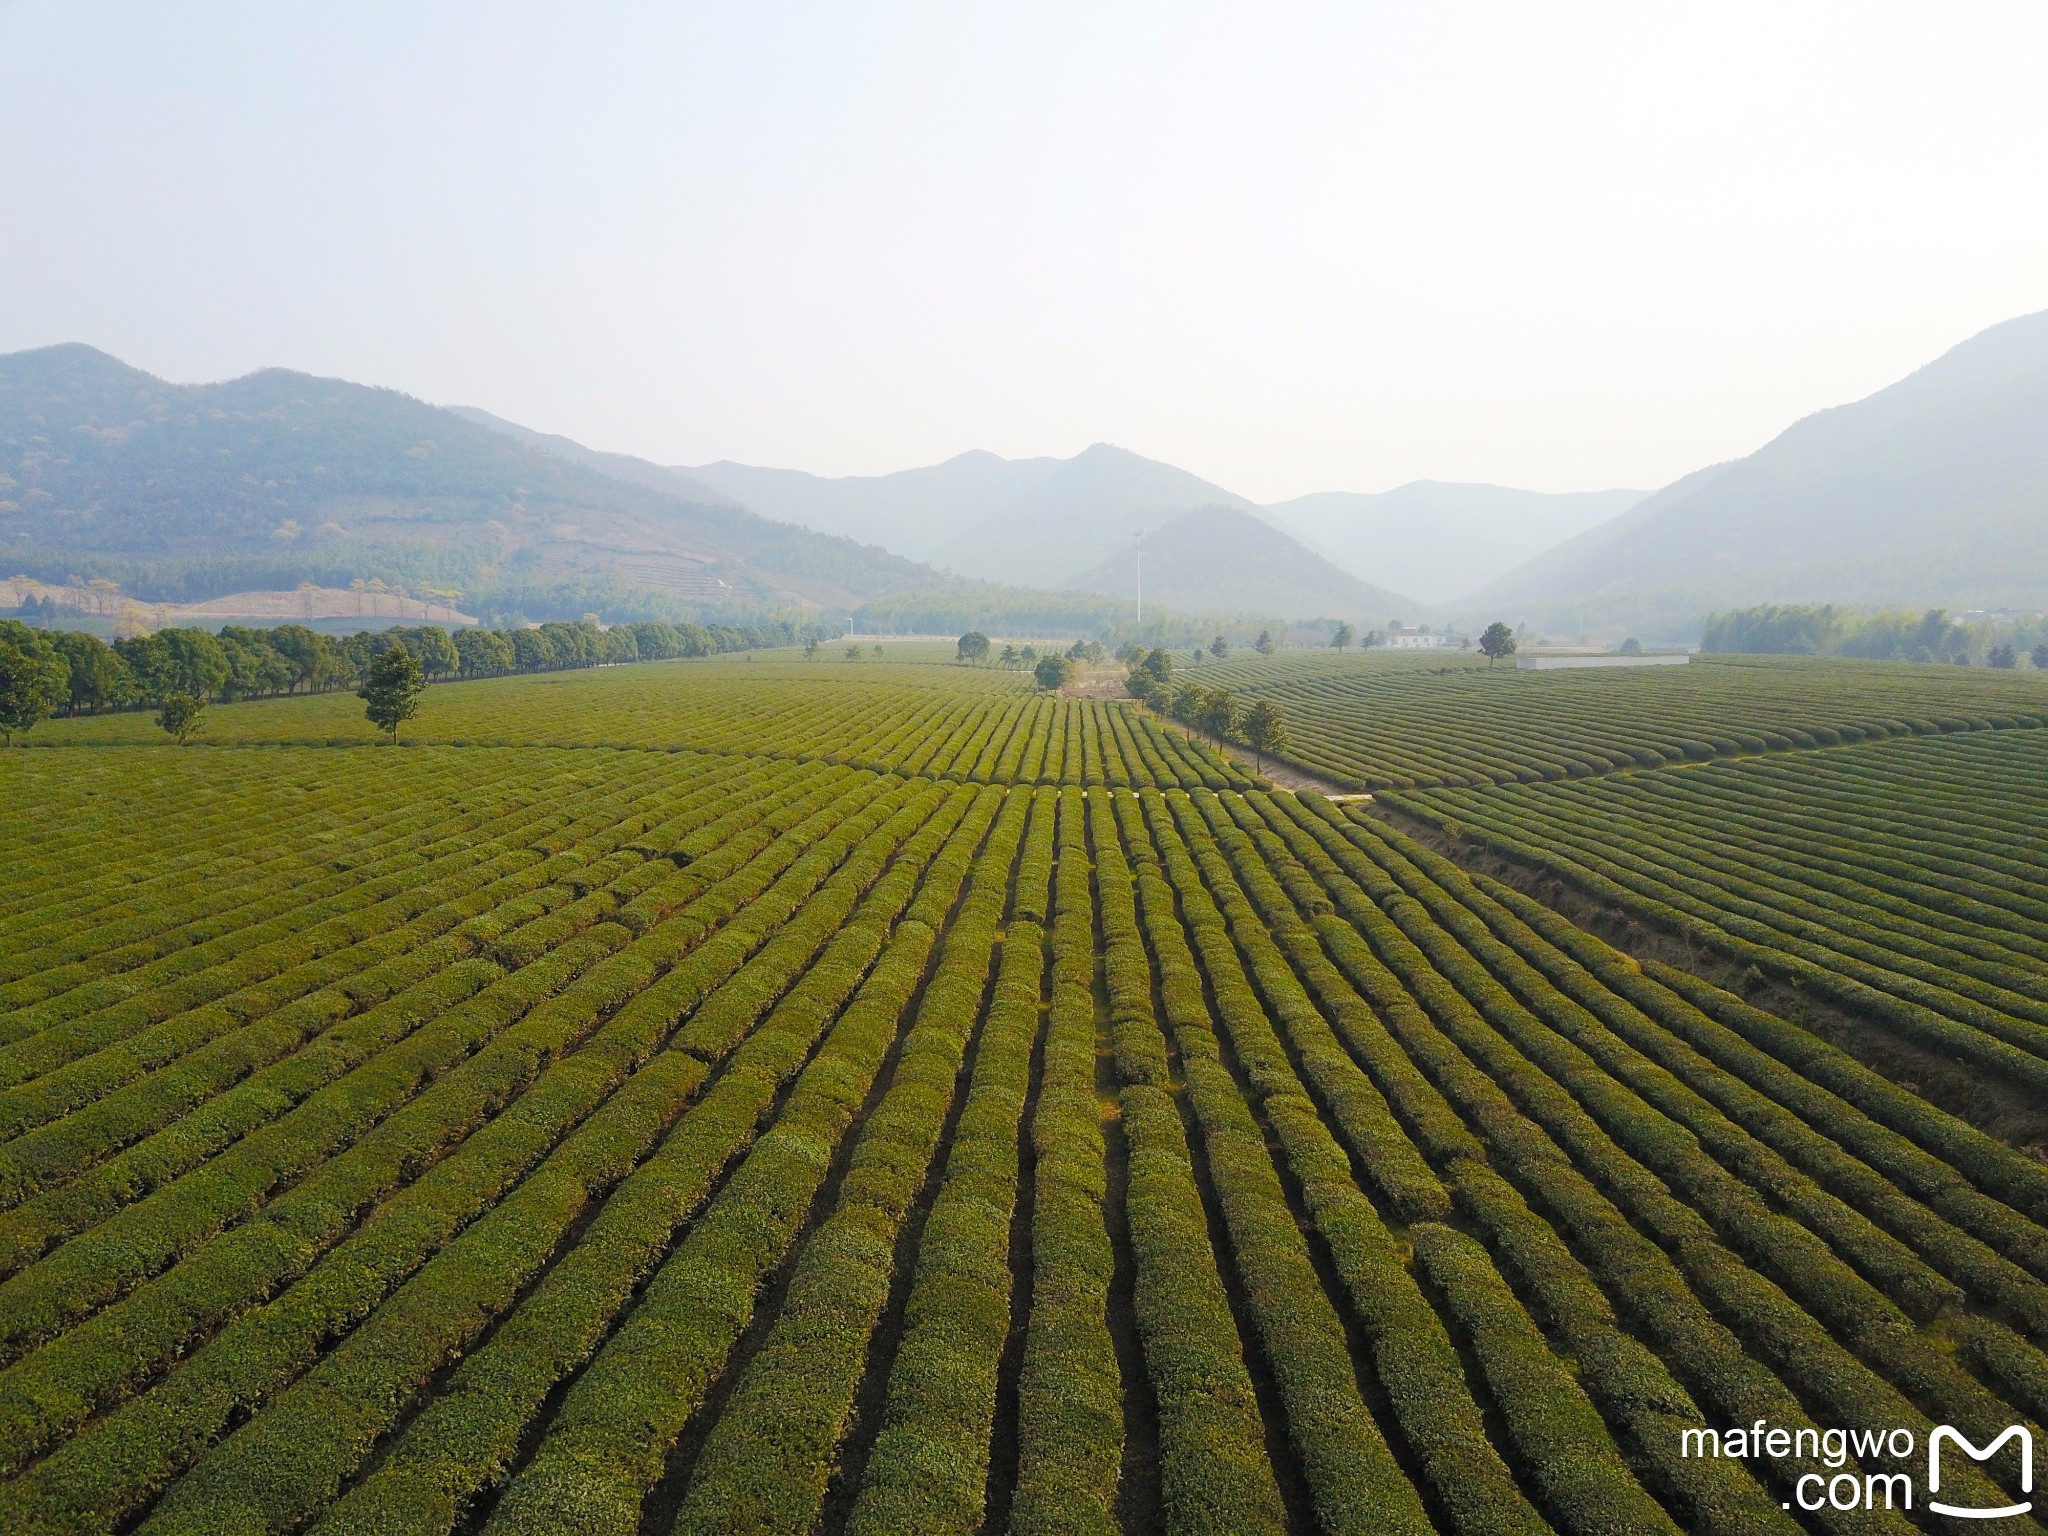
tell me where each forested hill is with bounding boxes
[1067,503,1416,623]
[0,344,935,618]
[1465,308,2048,638]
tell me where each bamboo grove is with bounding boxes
[2,645,2047,1534]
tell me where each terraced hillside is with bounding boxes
[3,655,2046,1534]
[1201,650,2048,790]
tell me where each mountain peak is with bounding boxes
[1066,501,1416,620]
[1468,308,2048,637]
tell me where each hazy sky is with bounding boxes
[4,2,2045,501]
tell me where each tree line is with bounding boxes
[0,616,809,745]
[1118,646,1290,770]
[954,631,1107,689]
[1702,603,2048,667]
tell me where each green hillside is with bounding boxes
[1467,309,2048,638]
[0,344,933,621]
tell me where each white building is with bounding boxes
[1385,625,1458,650]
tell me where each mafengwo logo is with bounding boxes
[1681,1420,2033,1516]
[1930,1426,2033,1520]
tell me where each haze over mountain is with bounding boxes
[18,304,2045,642]
[447,405,742,510]
[1266,483,1645,606]
[684,451,1059,564]
[1466,308,2048,640]
[0,344,932,620]
[688,443,1263,587]
[1066,504,1415,625]
[686,442,1636,610]
[523,427,1423,620]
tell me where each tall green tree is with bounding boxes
[1209,633,1228,659]
[405,625,461,677]
[1197,686,1238,742]
[956,630,990,664]
[1330,622,1354,650]
[267,624,338,692]
[1033,654,1073,690]
[50,631,134,714]
[156,693,207,745]
[454,627,515,675]
[1478,621,1517,666]
[359,642,425,743]
[218,628,296,699]
[0,629,68,744]
[510,628,557,670]
[1242,699,1287,773]
[118,627,230,703]
[1255,629,1277,655]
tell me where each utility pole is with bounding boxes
[1134,528,1143,632]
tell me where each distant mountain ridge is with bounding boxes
[682,443,1616,607]
[686,442,1261,584]
[1466,308,2048,638]
[446,405,742,510]
[1067,504,1415,624]
[0,344,932,619]
[0,344,1419,630]
[533,430,1427,618]
[29,304,2037,640]
[930,444,1261,587]
[684,450,1061,563]
[1265,482,1645,605]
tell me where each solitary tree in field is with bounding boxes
[360,642,425,743]
[803,638,819,660]
[1255,629,1277,656]
[1242,699,1287,773]
[1033,654,1073,691]
[2035,644,2048,671]
[157,693,207,745]
[845,645,862,661]
[1478,621,1517,666]
[1988,644,2017,669]
[1331,622,1354,650]
[957,630,990,665]
[1209,634,1228,659]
